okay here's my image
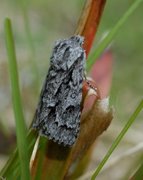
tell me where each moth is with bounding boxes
[32,35,86,146]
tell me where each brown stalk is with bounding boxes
[31,1,111,179]
[75,0,106,56]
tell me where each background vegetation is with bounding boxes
[0,0,143,179]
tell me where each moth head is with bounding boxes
[70,35,84,46]
[66,35,85,69]
[51,35,85,71]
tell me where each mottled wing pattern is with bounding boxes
[32,35,85,146]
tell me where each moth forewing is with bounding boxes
[32,35,86,146]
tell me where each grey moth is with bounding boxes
[32,35,86,146]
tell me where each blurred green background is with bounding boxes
[0,0,143,179]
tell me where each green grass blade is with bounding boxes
[4,18,30,180]
[86,0,143,72]
[0,130,38,178]
[91,99,143,180]
[130,160,143,179]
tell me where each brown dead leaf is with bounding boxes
[63,98,113,179]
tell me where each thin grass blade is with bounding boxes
[87,0,143,72]
[4,18,30,180]
[91,99,143,179]
[130,160,143,179]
